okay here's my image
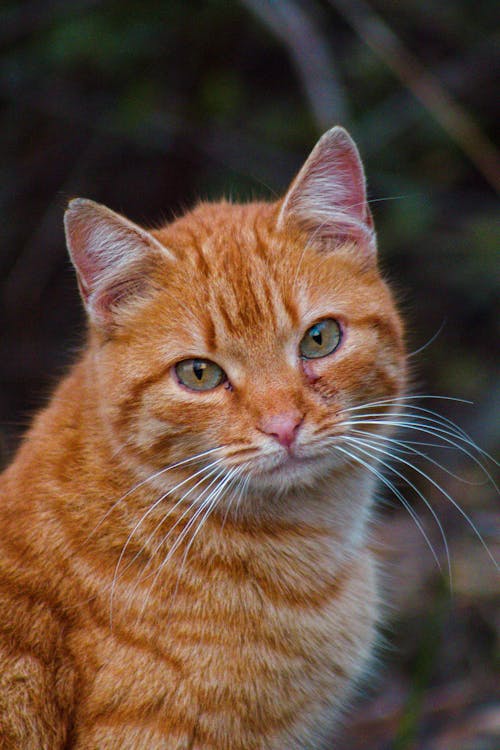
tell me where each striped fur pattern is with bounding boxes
[0,128,406,749]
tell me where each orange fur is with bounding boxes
[0,127,406,749]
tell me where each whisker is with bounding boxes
[109,459,224,626]
[344,433,498,571]
[343,409,471,445]
[385,440,456,450]
[138,468,238,622]
[172,468,243,597]
[350,429,486,486]
[341,435,451,582]
[116,461,224,580]
[407,319,447,358]
[124,467,228,612]
[233,472,252,524]
[343,395,474,408]
[164,469,237,573]
[341,418,499,486]
[332,442,442,572]
[160,469,244,626]
[148,468,227,563]
[220,471,244,532]
[343,398,494,464]
[86,446,222,543]
[343,401,472,442]
[111,459,222,581]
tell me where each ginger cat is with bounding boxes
[0,127,406,749]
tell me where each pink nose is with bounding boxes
[259,412,304,449]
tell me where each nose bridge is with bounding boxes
[246,358,303,416]
[245,362,306,446]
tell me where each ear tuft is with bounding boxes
[64,198,171,328]
[277,126,375,252]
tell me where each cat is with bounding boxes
[0,126,407,749]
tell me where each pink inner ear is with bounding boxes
[279,126,374,248]
[325,147,366,221]
[64,198,168,327]
[67,219,105,302]
[65,201,116,298]
[90,275,147,324]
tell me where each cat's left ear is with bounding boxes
[64,198,172,329]
[277,126,375,253]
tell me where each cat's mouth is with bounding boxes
[250,448,335,485]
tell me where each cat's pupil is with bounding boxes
[193,361,204,380]
[311,328,322,345]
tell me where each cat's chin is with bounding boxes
[247,450,341,492]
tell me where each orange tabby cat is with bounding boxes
[0,127,405,749]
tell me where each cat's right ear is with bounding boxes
[277,126,375,254]
[64,198,172,329]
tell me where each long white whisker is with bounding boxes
[127,467,227,604]
[350,429,485,486]
[343,410,472,446]
[148,467,227,564]
[382,440,456,450]
[341,418,499,485]
[407,320,447,358]
[345,434,498,571]
[120,468,227,622]
[333,442,442,571]
[87,446,222,543]
[233,473,252,524]
[341,435,451,582]
[120,461,225,573]
[174,469,243,592]
[164,469,237,575]
[344,400,473,442]
[220,472,245,532]
[138,469,237,622]
[161,469,244,626]
[343,395,473,408]
[344,403,475,446]
[111,460,222,583]
[109,459,224,625]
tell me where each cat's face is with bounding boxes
[65,127,406,512]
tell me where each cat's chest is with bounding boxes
[66,548,377,749]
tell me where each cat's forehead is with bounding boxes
[156,200,329,298]
[156,201,279,260]
[151,201,376,358]
[156,204,296,353]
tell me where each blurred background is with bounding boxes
[0,1,498,747]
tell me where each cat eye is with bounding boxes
[300,319,341,359]
[175,358,226,391]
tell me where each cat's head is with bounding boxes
[64,127,406,514]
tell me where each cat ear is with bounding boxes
[64,198,171,328]
[277,126,375,252]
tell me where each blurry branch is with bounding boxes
[241,0,349,128]
[329,0,500,193]
[355,36,498,154]
[0,0,105,47]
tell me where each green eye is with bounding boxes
[300,319,342,359]
[175,358,226,391]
